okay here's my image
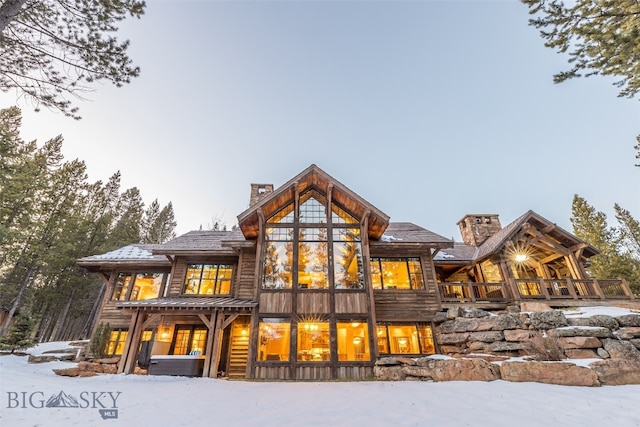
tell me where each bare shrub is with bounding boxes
[526,332,565,361]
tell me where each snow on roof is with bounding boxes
[434,250,455,259]
[82,244,159,261]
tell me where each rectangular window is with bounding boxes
[112,273,132,301]
[170,326,208,355]
[337,321,370,361]
[105,329,128,356]
[184,264,233,295]
[263,229,293,289]
[258,319,291,361]
[138,330,154,352]
[333,228,364,289]
[370,258,425,290]
[112,272,165,301]
[297,322,330,361]
[131,273,163,300]
[298,228,328,289]
[417,325,435,354]
[376,326,389,354]
[377,324,435,355]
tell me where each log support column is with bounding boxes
[117,309,146,374]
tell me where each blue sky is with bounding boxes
[2,0,638,241]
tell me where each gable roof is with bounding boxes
[434,210,599,263]
[237,164,390,240]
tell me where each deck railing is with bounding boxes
[438,282,509,303]
[439,278,634,304]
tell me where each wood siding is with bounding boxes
[236,248,257,300]
[421,253,439,298]
[296,293,331,314]
[259,292,292,313]
[168,258,188,296]
[335,293,368,313]
[95,272,130,328]
[254,366,291,380]
[373,290,439,322]
[294,365,332,380]
[96,303,132,328]
[336,365,374,380]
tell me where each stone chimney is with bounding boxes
[457,214,502,246]
[249,183,274,207]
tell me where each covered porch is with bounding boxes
[438,277,635,306]
[114,296,256,378]
[435,213,636,307]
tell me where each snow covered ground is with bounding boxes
[1,306,640,427]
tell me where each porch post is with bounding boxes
[621,278,636,299]
[591,279,606,300]
[210,311,225,378]
[498,261,519,301]
[202,311,218,378]
[117,309,146,374]
[537,278,551,300]
[564,277,579,300]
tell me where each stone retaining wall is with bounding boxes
[375,304,640,386]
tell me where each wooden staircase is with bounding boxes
[227,320,249,379]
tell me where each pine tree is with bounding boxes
[0,0,146,119]
[522,1,640,155]
[141,199,160,243]
[142,200,176,244]
[522,0,640,99]
[571,195,640,294]
[109,187,144,247]
[0,107,177,340]
[0,313,36,353]
[154,203,177,243]
[615,203,640,259]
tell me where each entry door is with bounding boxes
[170,325,208,355]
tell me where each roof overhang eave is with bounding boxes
[150,249,239,257]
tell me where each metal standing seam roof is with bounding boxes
[114,296,257,309]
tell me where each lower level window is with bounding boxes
[337,321,370,361]
[297,322,330,361]
[105,329,128,356]
[258,318,290,361]
[377,324,435,355]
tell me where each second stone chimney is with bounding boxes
[457,214,502,246]
[249,183,274,207]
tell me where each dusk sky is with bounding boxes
[2,0,638,242]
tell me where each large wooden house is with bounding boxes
[78,164,634,380]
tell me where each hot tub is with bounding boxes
[147,355,205,377]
